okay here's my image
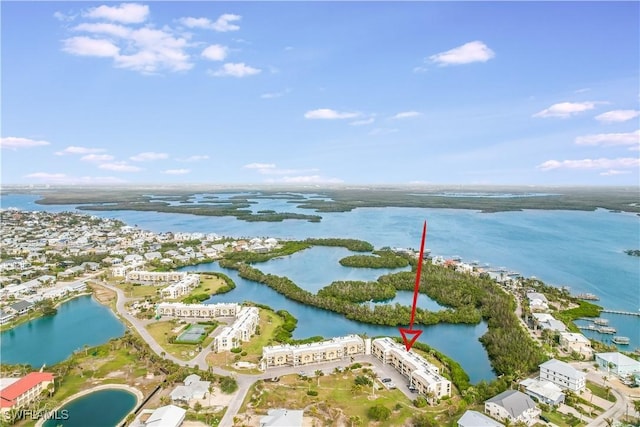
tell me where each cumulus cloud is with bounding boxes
[537,157,640,171]
[575,130,639,148]
[130,152,169,162]
[304,109,360,120]
[55,146,106,155]
[209,63,261,77]
[391,111,421,119]
[179,155,209,162]
[179,14,241,32]
[163,169,190,175]
[99,162,142,172]
[84,3,149,24]
[533,101,598,118]
[201,44,228,61]
[1,137,51,149]
[80,154,115,162]
[595,110,640,123]
[63,36,120,57]
[429,41,495,66]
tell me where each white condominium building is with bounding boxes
[156,302,241,318]
[372,337,451,401]
[159,274,200,299]
[261,335,367,369]
[126,270,188,284]
[213,307,259,352]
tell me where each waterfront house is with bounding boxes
[143,404,185,427]
[485,390,540,426]
[457,410,504,427]
[8,300,34,316]
[520,378,565,406]
[260,409,303,427]
[559,332,593,359]
[0,372,54,416]
[539,359,586,392]
[0,310,15,325]
[531,313,566,332]
[595,352,640,378]
[526,292,549,312]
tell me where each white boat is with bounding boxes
[612,336,630,345]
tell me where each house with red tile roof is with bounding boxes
[0,372,54,415]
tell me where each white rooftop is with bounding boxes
[145,405,186,427]
[540,359,585,381]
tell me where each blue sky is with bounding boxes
[1,1,639,186]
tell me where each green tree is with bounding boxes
[367,405,391,421]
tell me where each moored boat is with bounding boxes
[612,336,630,345]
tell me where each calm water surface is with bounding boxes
[42,389,136,427]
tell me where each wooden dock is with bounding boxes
[601,309,640,317]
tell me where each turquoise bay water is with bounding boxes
[42,389,136,427]
[0,295,125,367]
[2,193,638,365]
[180,262,491,383]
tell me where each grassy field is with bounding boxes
[541,410,586,427]
[586,381,617,402]
[238,369,456,426]
[194,274,227,295]
[146,320,217,360]
[123,283,160,299]
[206,308,283,370]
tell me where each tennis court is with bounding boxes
[176,324,208,343]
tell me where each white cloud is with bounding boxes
[201,44,228,61]
[595,110,640,123]
[55,145,106,155]
[212,14,241,32]
[163,169,190,175]
[600,170,631,176]
[350,118,375,126]
[533,101,598,118]
[429,41,495,66]
[73,22,132,38]
[1,137,50,149]
[244,163,276,170]
[53,11,75,22]
[538,157,640,171]
[179,155,209,162]
[80,154,115,162]
[304,109,360,120]
[84,3,149,24]
[575,130,639,148]
[369,128,398,136]
[179,14,241,32]
[391,111,421,119]
[63,36,120,57]
[209,63,261,77]
[130,152,169,162]
[24,172,68,180]
[99,162,142,172]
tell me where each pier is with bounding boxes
[601,309,640,317]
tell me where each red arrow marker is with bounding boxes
[398,221,427,351]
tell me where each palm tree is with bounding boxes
[314,369,324,387]
[349,415,362,426]
[604,417,614,427]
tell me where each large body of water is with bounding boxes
[42,389,136,427]
[0,295,125,367]
[2,192,638,372]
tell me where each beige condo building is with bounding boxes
[261,334,368,369]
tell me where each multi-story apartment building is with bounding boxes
[262,335,367,369]
[125,271,187,283]
[159,275,200,299]
[539,359,586,392]
[156,302,241,318]
[371,337,451,402]
[212,307,259,352]
[0,372,54,416]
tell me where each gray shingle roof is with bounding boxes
[486,390,537,418]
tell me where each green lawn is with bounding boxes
[586,381,617,402]
[541,410,585,427]
[120,283,160,299]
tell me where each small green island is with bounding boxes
[624,249,640,257]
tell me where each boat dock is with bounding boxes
[601,309,640,317]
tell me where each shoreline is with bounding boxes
[34,383,143,427]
